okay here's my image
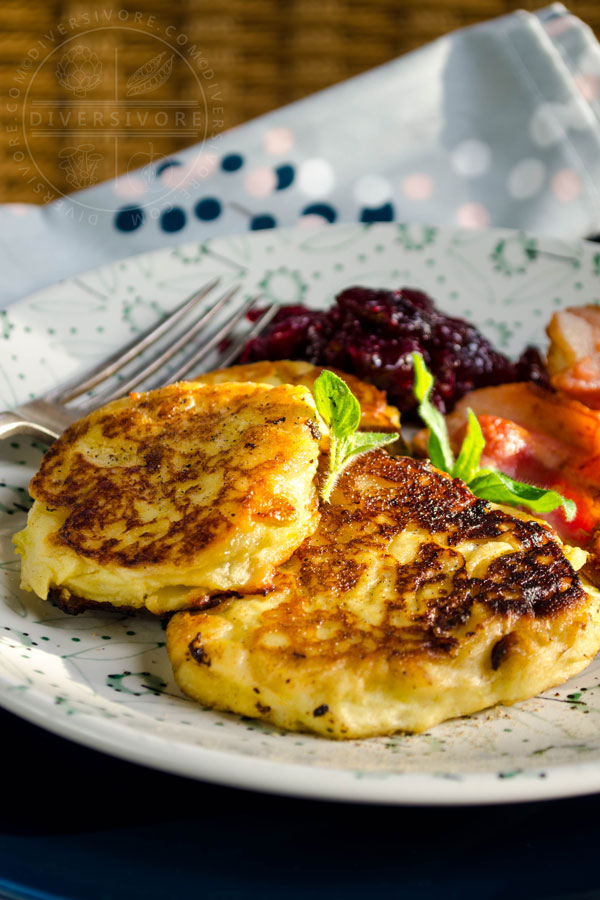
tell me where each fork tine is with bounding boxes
[164,294,264,383]
[45,276,221,405]
[87,285,241,406]
[206,303,280,372]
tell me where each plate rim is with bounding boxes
[5,678,600,806]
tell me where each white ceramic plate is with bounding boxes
[2,222,600,806]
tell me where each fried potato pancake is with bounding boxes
[196,360,401,433]
[14,381,321,615]
[168,451,600,738]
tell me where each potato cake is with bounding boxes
[14,380,321,615]
[195,360,401,433]
[168,451,600,738]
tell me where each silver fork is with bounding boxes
[0,278,279,443]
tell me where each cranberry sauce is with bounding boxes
[240,286,548,415]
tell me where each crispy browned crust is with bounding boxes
[48,586,236,617]
[48,587,140,617]
[261,452,587,665]
[30,381,320,571]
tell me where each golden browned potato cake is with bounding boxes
[196,360,401,433]
[14,381,321,615]
[167,451,600,738]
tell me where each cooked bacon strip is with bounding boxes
[547,305,600,409]
[433,383,600,547]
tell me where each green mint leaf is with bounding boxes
[411,354,577,524]
[411,352,454,473]
[313,369,361,439]
[468,469,577,521]
[452,409,485,484]
[344,431,399,460]
[313,371,400,502]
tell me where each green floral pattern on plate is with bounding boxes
[2,223,600,805]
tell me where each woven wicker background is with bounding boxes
[2,0,599,202]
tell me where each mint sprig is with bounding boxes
[313,370,399,502]
[411,352,576,522]
[412,350,455,472]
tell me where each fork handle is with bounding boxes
[0,409,59,443]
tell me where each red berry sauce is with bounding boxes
[240,286,548,415]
